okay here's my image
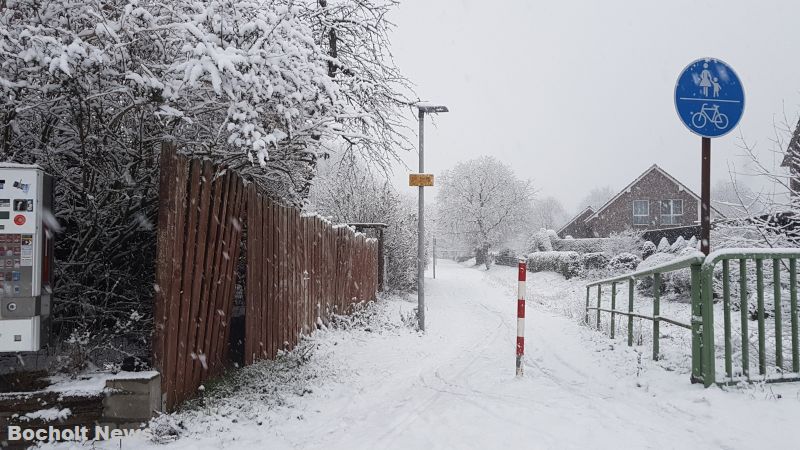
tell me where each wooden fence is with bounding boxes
[154,145,379,410]
[244,187,378,364]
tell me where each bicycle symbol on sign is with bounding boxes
[691,103,729,130]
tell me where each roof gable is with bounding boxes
[557,206,594,235]
[585,164,711,222]
[783,117,800,168]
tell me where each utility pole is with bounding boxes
[415,104,448,332]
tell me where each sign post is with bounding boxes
[516,260,526,376]
[414,103,448,332]
[674,58,745,255]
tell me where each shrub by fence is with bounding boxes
[527,251,581,279]
[154,145,378,410]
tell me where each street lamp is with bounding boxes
[416,103,448,332]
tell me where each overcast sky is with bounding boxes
[386,0,800,213]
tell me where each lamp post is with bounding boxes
[417,103,448,332]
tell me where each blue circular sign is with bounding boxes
[674,58,745,138]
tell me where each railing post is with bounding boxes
[610,282,617,339]
[739,259,749,378]
[585,286,590,325]
[691,263,703,383]
[596,285,602,330]
[773,259,783,371]
[701,262,716,387]
[628,278,634,347]
[756,259,766,376]
[791,258,799,373]
[653,273,661,361]
[722,259,732,380]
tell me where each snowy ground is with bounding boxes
[48,259,800,449]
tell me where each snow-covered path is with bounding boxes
[59,260,800,449]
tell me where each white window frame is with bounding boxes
[632,200,649,225]
[661,199,684,225]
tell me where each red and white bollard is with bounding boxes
[516,259,526,376]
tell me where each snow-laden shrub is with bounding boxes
[552,237,608,254]
[669,236,687,253]
[635,250,696,297]
[605,229,644,257]
[687,236,699,250]
[642,241,657,259]
[527,251,581,279]
[609,252,641,272]
[528,229,554,252]
[581,252,609,271]
[495,249,519,267]
[656,237,671,253]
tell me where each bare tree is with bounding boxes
[435,156,534,268]
[531,196,569,230]
[578,186,615,211]
[712,179,766,218]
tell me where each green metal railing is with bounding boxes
[585,248,800,387]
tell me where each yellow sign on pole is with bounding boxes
[409,173,434,187]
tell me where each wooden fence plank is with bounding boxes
[174,158,202,405]
[193,169,226,387]
[260,195,269,359]
[184,161,214,390]
[269,201,278,358]
[208,173,235,372]
[204,172,233,373]
[220,180,245,365]
[154,143,176,388]
[163,153,189,411]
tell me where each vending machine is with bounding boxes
[0,164,54,352]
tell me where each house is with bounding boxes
[782,118,800,198]
[557,206,594,239]
[558,164,722,239]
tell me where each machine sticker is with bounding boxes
[0,199,9,207]
[12,180,29,194]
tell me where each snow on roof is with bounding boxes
[584,164,723,222]
[556,206,594,235]
[0,162,44,170]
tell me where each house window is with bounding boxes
[633,200,649,225]
[661,199,683,225]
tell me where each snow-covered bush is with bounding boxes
[527,251,581,279]
[656,237,671,253]
[552,237,608,254]
[527,229,554,252]
[609,252,641,272]
[605,229,644,257]
[495,249,519,267]
[581,252,609,271]
[642,241,657,259]
[669,236,687,253]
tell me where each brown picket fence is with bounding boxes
[154,144,379,411]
